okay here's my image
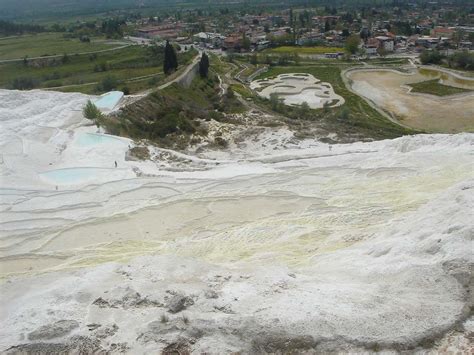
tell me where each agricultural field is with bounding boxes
[0,33,125,60]
[0,46,197,94]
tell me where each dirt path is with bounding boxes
[158,52,201,90]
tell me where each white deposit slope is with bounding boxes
[0,89,473,353]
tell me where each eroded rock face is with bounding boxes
[28,320,79,340]
[162,339,191,355]
[94,324,119,339]
[92,287,163,309]
[251,334,318,354]
[7,336,105,355]
[167,294,194,313]
[204,290,219,299]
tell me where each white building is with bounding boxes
[375,36,394,52]
[193,32,225,47]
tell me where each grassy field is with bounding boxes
[264,46,344,55]
[408,79,472,96]
[0,33,124,60]
[256,65,416,139]
[209,53,238,77]
[0,46,197,94]
[230,83,253,99]
[57,73,165,94]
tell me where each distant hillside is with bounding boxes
[0,0,144,21]
[0,0,249,21]
[1,0,470,22]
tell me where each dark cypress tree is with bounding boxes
[171,44,178,71]
[163,40,171,74]
[199,52,209,78]
[163,40,178,74]
[324,20,330,33]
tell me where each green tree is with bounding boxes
[299,101,310,117]
[121,86,130,95]
[11,77,38,90]
[100,76,118,92]
[269,93,282,111]
[420,50,444,65]
[199,52,210,78]
[83,100,103,121]
[452,29,465,49]
[61,53,70,64]
[163,40,178,74]
[242,33,251,51]
[339,106,349,120]
[293,53,300,65]
[324,20,330,33]
[345,34,360,55]
[250,54,258,65]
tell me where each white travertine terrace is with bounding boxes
[250,73,344,109]
[0,89,472,353]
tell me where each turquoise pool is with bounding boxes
[75,133,125,147]
[40,167,114,185]
[94,91,124,111]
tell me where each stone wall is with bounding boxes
[176,60,199,88]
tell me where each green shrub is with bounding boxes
[121,86,130,95]
[98,75,118,92]
[10,77,40,90]
[339,106,350,120]
[420,50,444,65]
[83,100,103,121]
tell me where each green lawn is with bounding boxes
[256,65,416,139]
[408,79,472,96]
[209,53,238,77]
[0,46,197,94]
[0,33,125,60]
[230,83,253,99]
[264,46,344,55]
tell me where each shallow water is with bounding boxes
[418,68,474,89]
[39,167,123,185]
[347,68,474,132]
[75,133,125,147]
[94,91,124,111]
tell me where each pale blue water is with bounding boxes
[40,168,109,184]
[40,167,112,184]
[94,91,124,110]
[75,133,124,147]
